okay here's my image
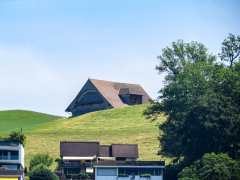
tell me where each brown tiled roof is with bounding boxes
[90,79,151,108]
[94,161,165,167]
[112,144,139,158]
[100,145,111,157]
[0,170,24,176]
[60,142,139,159]
[60,142,100,157]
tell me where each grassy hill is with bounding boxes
[0,105,169,170]
[0,110,64,135]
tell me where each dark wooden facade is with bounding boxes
[66,79,151,117]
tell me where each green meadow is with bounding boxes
[0,105,169,170]
[0,110,63,134]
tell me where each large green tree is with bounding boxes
[178,153,240,180]
[143,35,240,179]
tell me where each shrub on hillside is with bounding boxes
[29,153,53,171]
[28,164,59,180]
[8,131,27,147]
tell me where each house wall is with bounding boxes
[0,144,24,170]
[95,168,163,180]
[19,145,24,169]
[0,176,23,180]
[119,95,130,105]
[68,80,113,117]
[96,175,163,180]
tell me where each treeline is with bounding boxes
[144,34,240,180]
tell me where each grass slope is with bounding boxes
[24,104,169,170]
[0,110,64,135]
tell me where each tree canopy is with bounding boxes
[218,33,240,67]
[29,164,59,180]
[178,153,240,180]
[29,153,54,171]
[143,34,240,179]
[0,131,27,147]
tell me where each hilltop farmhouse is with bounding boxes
[66,79,151,117]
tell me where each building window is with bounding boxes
[119,169,139,175]
[130,95,142,105]
[140,169,155,175]
[0,165,18,170]
[64,168,81,174]
[126,169,139,176]
[97,168,117,176]
[119,169,161,176]
[154,169,161,176]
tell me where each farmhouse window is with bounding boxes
[97,168,117,176]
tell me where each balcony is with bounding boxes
[0,155,19,160]
[58,162,92,168]
[0,142,20,147]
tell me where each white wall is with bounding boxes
[96,175,163,180]
[95,168,163,180]
[96,176,118,180]
[20,144,24,168]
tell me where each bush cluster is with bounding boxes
[140,174,151,177]
[118,174,129,177]
[65,173,90,179]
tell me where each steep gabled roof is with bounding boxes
[65,79,151,113]
[89,79,151,108]
[112,144,139,158]
[60,142,100,157]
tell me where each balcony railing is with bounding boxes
[0,142,20,147]
[0,155,19,160]
[58,162,92,168]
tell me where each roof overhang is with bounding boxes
[94,166,165,168]
[63,156,95,160]
[99,157,116,160]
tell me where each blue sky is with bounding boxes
[0,0,239,116]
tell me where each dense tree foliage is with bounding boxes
[218,33,240,67]
[178,153,240,180]
[0,131,27,147]
[8,131,27,147]
[29,153,53,171]
[143,34,240,179]
[29,164,59,180]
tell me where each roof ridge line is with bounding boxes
[90,78,141,86]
